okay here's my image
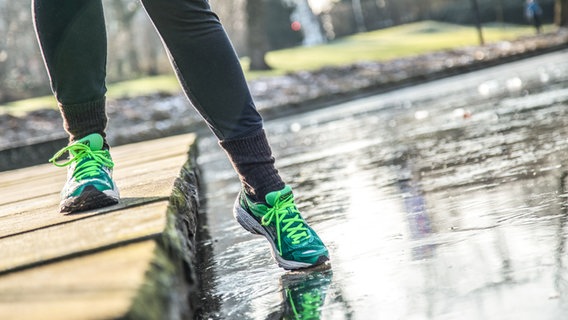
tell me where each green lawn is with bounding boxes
[1,21,554,115]
[1,75,181,116]
[248,21,553,75]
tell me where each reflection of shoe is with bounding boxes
[50,133,119,213]
[233,185,329,270]
[281,269,333,320]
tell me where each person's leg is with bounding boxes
[140,0,328,269]
[140,0,259,140]
[33,0,118,213]
[33,0,108,142]
[139,0,283,201]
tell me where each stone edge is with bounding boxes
[120,139,201,320]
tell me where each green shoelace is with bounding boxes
[49,143,114,180]
[261,192,311,254]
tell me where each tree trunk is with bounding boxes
[470,0,484,45]
[418,0,431,20]
[556,0,568,26]
[246,0,272,70]
[386,0,402,25]
[495,0,504,23]
[146,44,159,76]
[110,1,141,77]
[351,0,366,32]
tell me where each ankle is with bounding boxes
[59,97,107,143]
[220,129,285,201]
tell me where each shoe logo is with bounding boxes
[279,192,292,202]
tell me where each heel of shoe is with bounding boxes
[233,200,262,235]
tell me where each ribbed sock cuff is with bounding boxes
[58,97,107,142]
[219,129,285,202]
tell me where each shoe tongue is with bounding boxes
[265,185,293,206]
[78,133,104,151]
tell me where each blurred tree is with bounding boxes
[352,0,366,31]
[418,0,431,19]
[247,0,272,70]
[386,0,402,25]
[556,0,568,25]
[266,0,303,50]
[138,18,161,76]
[108,0,142,78]
[0,1,15,101]
[496,0,505,23]
[470,0,484,45]
[0,0,48,102]
[246,0,323,69]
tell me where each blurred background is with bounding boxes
[1,2,568,318]
[0,0,566,105]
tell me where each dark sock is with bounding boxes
[58,97,108,143]
[219,129,285,202]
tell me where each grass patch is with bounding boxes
[248,21,554,76]
[1,96,59,115]
[106,74,181,98]
[1,21,555,114]
[0,75,181,115]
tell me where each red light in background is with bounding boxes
[291,21,302,32]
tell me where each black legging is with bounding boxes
[32,0,263,140]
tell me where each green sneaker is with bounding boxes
[49,133,119,213]
[233,185,329,270]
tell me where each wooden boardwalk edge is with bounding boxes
[124,141,201,320]
[0,134,202,320]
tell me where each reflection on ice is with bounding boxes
[414,110,429,120]
[197,51,568,319]
[478,79,500,97]
[540,71,550,83]
[265,267,333,320]
[505,77,523,92]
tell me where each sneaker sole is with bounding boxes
[233,197,326,270]
[60,185,120,213]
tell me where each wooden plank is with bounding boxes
[0,241,156,320]
[0,194,158,239]
[0,201,167,273]
[0,167,63,207]
[0,153,186,208]
[0,134,196,206]
[0,155,188,238]
[0,151,188,207]
[0,133,195,186]
[0,165,61,188]
[110,133,196,165]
